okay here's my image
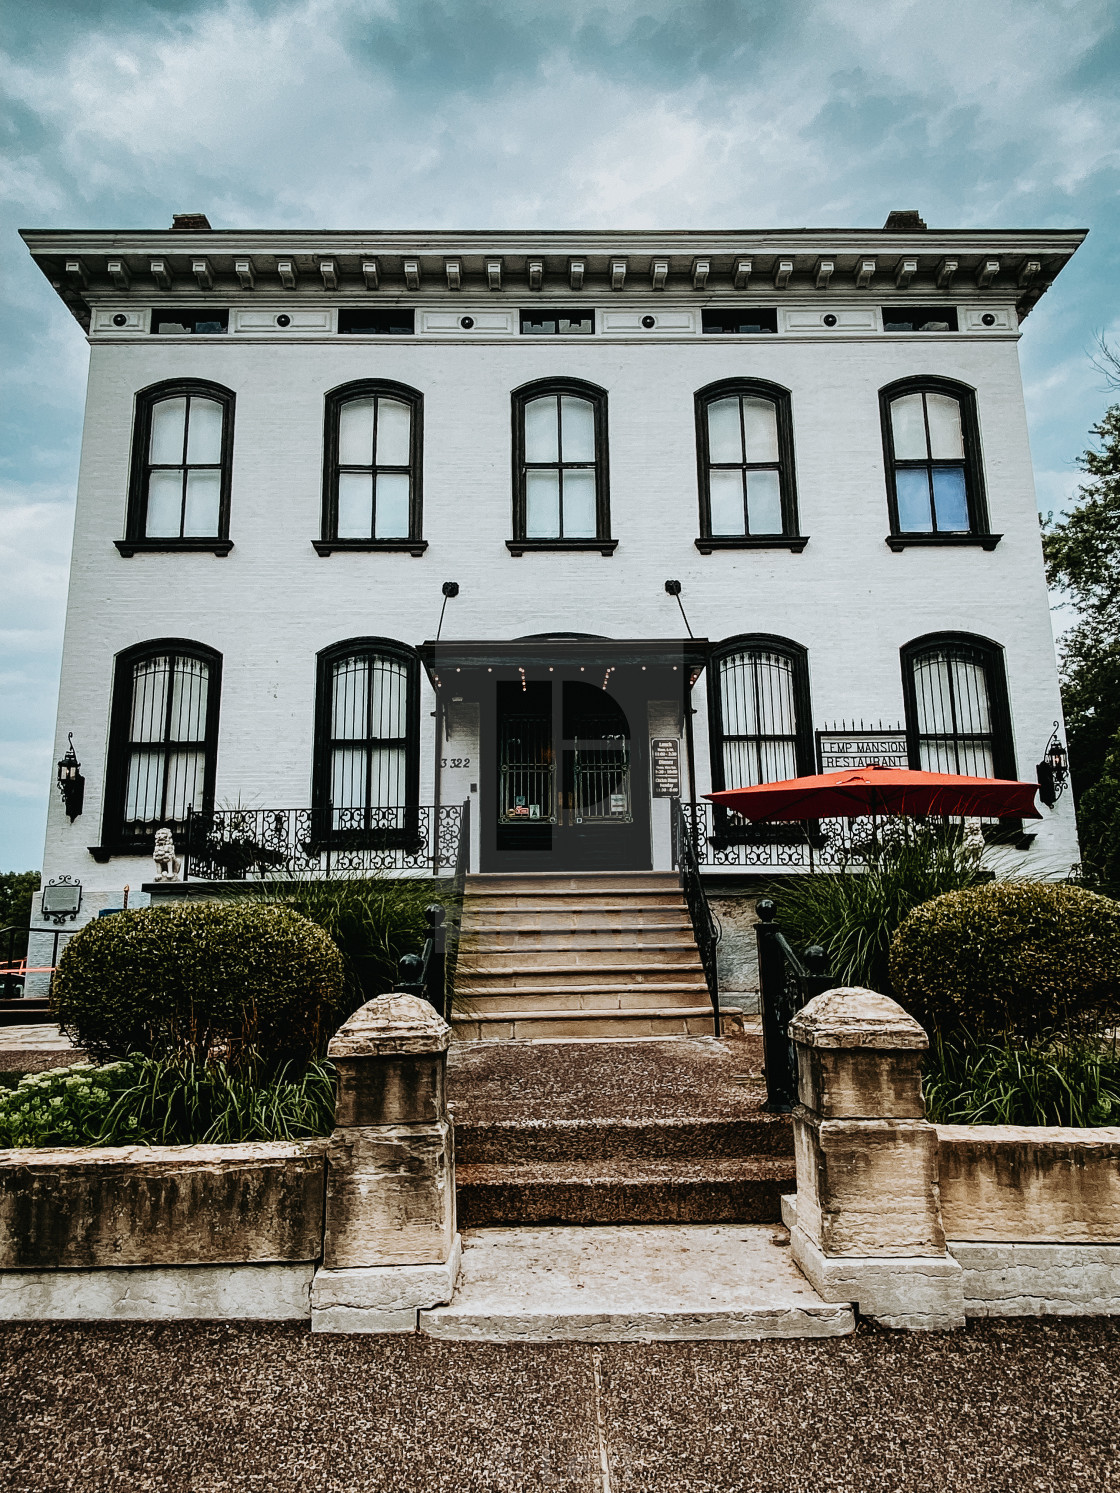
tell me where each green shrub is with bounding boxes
[52,901,345,1066]
[769,821,988,994]
[0,1057,336,1148]
[890,881,1120,1039]
[924,1032,1120,1127]
[242,875,445,1011]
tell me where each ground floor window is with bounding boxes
[901,633,1014,778]
[314,638,419,832]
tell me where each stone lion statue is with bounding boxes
[153,827,182,882]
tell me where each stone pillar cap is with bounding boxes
[789,987,928,1051]
[327,992,451,1058]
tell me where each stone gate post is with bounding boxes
[783,987,964,1331]
[310,992,460,1332]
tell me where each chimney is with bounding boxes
[171,213,213,232]
[882,210,927,232]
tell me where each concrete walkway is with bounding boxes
[421,1224,853,1340]
[2,1317,1117,1491]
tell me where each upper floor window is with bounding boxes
[118,381,234,556]
[519,310,594,335]
[151,310,229,335]
[901,633,1014,779]
[337,309,415,335]
[102,640,221,852]
[509,378,615,555]
[314,639,419,837]
[701,308,778,335]
[880,378,998,550]
[694,380,804,553]
[316,381,426,556]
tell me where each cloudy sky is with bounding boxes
[1,0,1119,870]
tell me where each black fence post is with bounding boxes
[424,904,448,1020]
[183,804,193,882]
[755,898,798,1113]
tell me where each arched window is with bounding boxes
[880,378,995,548]
[901,633,1014,779]
[103,640,222,850]
[119,381,234,556]
[317,381,426,555]
[708,636,813,791]
[314,638,419,834]
[694,380,803,553]
[509,378,614,555]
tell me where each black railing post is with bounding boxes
[671,797,721,1037]
[755,898,798,1112]
[183,804,193,882]
[424,903,448,1019]
[324,800,333,876]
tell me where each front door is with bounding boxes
[489,678,651,871]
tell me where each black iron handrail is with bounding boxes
[670,796,722,1037]
[754,897,833,1112]
[396,799,470,1022]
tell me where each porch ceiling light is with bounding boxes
[57,733,85,821]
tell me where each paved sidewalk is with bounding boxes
[0,1024,85,1074]
[2,1318,1117,1491]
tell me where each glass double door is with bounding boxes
[492,679,650,871]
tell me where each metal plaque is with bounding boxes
[816,730,909,772]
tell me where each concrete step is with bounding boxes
[456,1155,795,1227]
[456,989,711,1014]
[419,1225,854,1341]
[462,909,694,931]
[453,1112,790,1165]
[458,967,707,990]
[451,1008,740,1041]
[465,896,687,917]
[461,927,699,950]
[462,943,705,968]
[467,873,681,893]
[0,1000,50,1027]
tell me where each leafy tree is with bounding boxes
[0,871,40,933]
[1043,395,1120,888]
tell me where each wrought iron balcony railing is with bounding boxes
[183,804,465,881]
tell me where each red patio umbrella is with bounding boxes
[705,764,1042,821]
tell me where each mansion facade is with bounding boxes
[22,215,1084,925]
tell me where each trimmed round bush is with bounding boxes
[889,881,1120,1038]
[53,901,346,1066]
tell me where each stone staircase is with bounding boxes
[447,1035,794,1229]
[452,871,743,1041]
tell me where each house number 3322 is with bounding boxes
[442,757,471,768]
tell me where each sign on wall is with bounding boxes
[816,729,909,772]
[651,738,682,797]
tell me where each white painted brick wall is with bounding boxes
[41,317,1079,902]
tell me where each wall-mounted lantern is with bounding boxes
[1036,722,1069,808]
[56,733,85,821]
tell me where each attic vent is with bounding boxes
[171,213,213,232]
[882,210,927,232]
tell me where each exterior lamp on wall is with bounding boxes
[57,733,85,821]
[1036,722,1068,808]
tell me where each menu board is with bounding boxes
[651,738,681,797]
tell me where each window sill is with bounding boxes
[506,539,618,557]
[116,539,234,557]
[695,535,809,554]
[886,533,1002,553]
[313,539,429,557]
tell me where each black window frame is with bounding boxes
[694,378,806,553]
[99,637,222,856]
[701,308,778,335]
[518,309,595,336]
[315,379,427,556]
[312,637,422,849]
[508,377,616,556]
[706,634,814,844]
[880,376,1000,551]
[117,379,235,557]
[149,309,230,335]
[901,631,1024,841]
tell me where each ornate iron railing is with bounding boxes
[754,898,834,1111]
[679,800,996,871]
[183,804,465,881]
[670,797,722,1037]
